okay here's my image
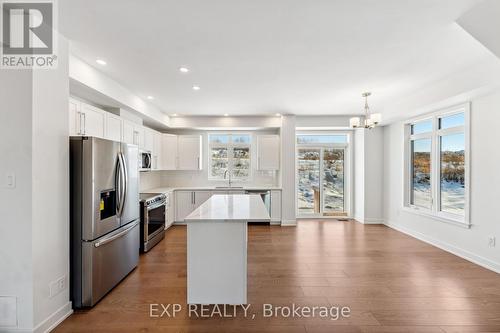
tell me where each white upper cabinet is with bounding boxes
[69,98,105,138]
[134,126,145,149]
[257,135,280,170]
[152,130,163,170]
[177,135,202,170]
[162,134,178,170]
[144,128,155,152]
[68,98,80,136]
[105,113,122,142]
[122,119,135,145]
[122,119,145,148]
[80,103,106,138]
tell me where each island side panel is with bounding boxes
[187,221,247,304]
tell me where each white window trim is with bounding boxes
[295,131,353,218]
[208,132,253,181]
[403,103,471,227]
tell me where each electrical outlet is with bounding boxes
[488,237,496,248]
[49,275,67,298]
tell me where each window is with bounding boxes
[209,133,251,180]
[296,133,351,217]
[404,104,469,225]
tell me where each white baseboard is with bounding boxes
[33,302,72,333]
[363,218,385,224]
[385,220,500,274]
[281,219,297,226]
[2,302,72,333]
[354,217,384,224]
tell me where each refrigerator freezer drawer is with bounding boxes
[77,220,140,308]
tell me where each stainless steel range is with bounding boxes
[140,193,166,252]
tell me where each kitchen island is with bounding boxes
[184,194,270,304]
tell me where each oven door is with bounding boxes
[145,202,166,240]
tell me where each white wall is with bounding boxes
[31,36,72,331]
[353,129,365,221]
[0,33,71,332]
[384,90,500,272]
[0,68,35,331]
[364,127,384,221]
[353,127,384,223]
[280,116,297,225]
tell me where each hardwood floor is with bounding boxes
[55,220,500,333]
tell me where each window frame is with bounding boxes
[208,132,252,181]
[403,103,471,227]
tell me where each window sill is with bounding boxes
[401,206,471,229]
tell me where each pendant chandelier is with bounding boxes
[349,92,381,129]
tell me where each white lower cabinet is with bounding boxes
[166,191,175,229]
[175,191,193,222]
[270,190,282,224]
[175,190,212,222]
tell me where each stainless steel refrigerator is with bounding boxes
[70,136,140,308]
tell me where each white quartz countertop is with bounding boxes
[185,194,271,222]
[142,186,281,194]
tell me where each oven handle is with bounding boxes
[147,200,166,211]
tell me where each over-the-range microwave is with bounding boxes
[139,150,151,171]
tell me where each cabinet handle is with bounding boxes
[77,112,82,135]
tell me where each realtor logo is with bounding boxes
[1,0,57,68]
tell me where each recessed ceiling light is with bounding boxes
[275,113,281,117]
[179,67,190,73]
[146,96,154,100]
[224,113,229,117]
[192,85,201,91]
[96,59,107,66]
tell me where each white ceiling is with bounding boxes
[59,0,495,117]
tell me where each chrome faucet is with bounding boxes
[223,169,232,188]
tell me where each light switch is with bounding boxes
[5,174,16,189]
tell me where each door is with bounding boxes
[166,192,175,228]
[80,221,139,307]
[153,132,162,170]
[106,114,122,142]
[81,137,121,240]
[258,135,280,170]
[297,148,321,215]
[322,148,346,216]
[162,135,178,170]
[81,104,105,138]
[176,191,194,222]
[122,120,135,144]
[120,142,140,226]
[69,98,81,136]
[178,135,201,170]
[193,191,212,209]
[297,146,348,217]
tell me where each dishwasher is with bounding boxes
[244,190,271,222]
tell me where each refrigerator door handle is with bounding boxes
[94,221,138,248]
[115,156,122,217]
[118,152,127,216]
